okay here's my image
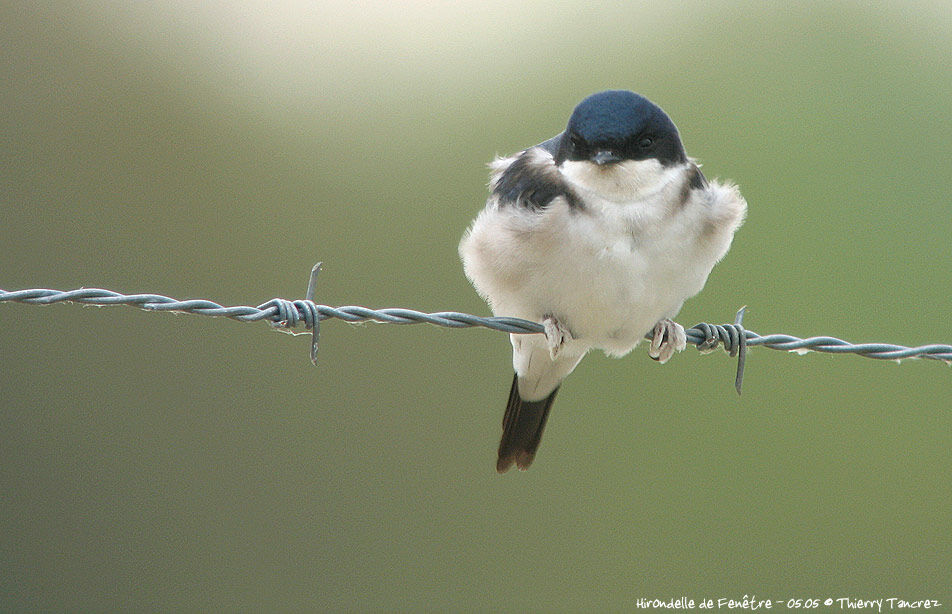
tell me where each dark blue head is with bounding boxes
[554,90,687,167]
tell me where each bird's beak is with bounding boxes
[592,150,621,166]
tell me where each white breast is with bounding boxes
[459,154,746,359]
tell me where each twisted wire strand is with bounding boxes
[0,287,546,333]
[3,287,952,366]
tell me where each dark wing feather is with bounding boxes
[491,136,582,211]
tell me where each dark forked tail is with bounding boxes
[496,374,560,473]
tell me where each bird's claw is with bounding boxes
[542,315,572,360]
[648,318,686,364]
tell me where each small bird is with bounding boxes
[459,90,747,472]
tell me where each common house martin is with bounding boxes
[460,90,746,472]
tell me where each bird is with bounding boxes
[459,90,747,473]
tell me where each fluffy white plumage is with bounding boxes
[460,149,746,400]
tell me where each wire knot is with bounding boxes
[266,298,305,328]
[266,263,322,365]
[689,306,748,395]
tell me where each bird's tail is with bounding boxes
[496,373,560,473]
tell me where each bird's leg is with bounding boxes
[648,318,686,364]
[542,314,572,360]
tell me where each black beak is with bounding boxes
[592,150,621,166]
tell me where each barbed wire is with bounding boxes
[3,264,950,394]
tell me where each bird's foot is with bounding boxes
[648,318,686,364]
[542,315,572,360]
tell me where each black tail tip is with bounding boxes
[496,450,535,473]
[496,374,559,473]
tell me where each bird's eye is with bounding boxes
[638,136,653,149]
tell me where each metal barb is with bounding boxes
[733,306,747,395]
[680,307,748,395]
[306,263,322,366]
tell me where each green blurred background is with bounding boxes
[2,1,950,611]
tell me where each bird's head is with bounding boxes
[554,90,688,200]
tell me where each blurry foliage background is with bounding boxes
[1,1,950,611]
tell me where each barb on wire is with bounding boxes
[3,264,951,394]
[693,306,748,394]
